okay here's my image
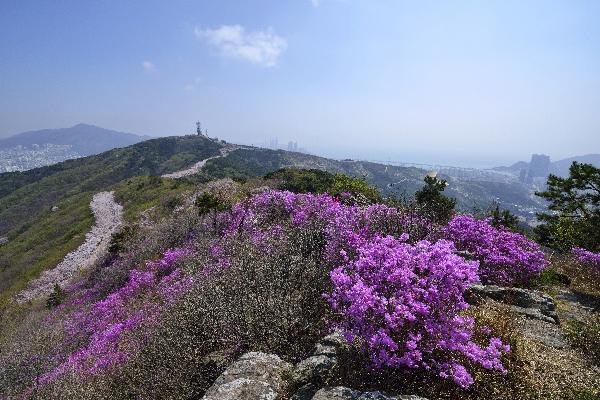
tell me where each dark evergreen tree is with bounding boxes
[489,204,520,231]
[195,192,228,215]
[415,175,456,223]
[46,283,64,309]
[535,162,600,252]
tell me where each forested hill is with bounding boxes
[192,147,543,218]
[0,135,222,235]
[0,135,223,304]
[0,135,540,307]
[0,124,148,155]
[0,137,540,235]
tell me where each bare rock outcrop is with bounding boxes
[291,332,348,400]
[202,352,292,400]
[312,387,428,400]
[465,284,559,324]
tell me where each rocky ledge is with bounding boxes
[202,352,292,400]
[203,333,427,400]
[312,387,427,400]
[465,284,559,324]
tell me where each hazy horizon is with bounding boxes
[1,121,597,169]
[1,1,599,167]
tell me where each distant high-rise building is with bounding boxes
[526,154,550,182]
[287,141,298,152]
[269,137,279,149]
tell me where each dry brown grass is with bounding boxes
[468,303,600,400]
[548,253,600,298]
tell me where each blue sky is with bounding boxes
[1,0,599,166]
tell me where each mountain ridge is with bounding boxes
[0,133,549,309]
[0,123,150,157]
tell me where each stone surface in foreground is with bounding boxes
[312,386,428,400]
[202,352,292,400]
[466,284,559,324]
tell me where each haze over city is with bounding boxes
[1,0,599,166]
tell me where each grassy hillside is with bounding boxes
[1,172,597,399]
[0,135,221,235]
[0,135,221,308]
[0,193,94,306]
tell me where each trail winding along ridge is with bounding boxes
[161,146,239,179]
[15,191,123,303]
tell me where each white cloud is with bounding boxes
[142,60,156,72]
[195,25,286,67]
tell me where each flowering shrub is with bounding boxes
[36,247,192,387]
[444,215,547,286]
[213,191,511,388]
[17,190,533,396]
[571,247,600,267]
[326,235,509,388]
[217,190,434,266]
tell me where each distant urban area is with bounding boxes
[0,144,81,172]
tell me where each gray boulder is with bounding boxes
[466,284,559,324]
[292,334,428,400]
[291,383,323,400]
[311,387,428,400]
[292,332,348,390]
[202,352,292,400]
[516,318,569,349]
[358,393,428,400]
[312,387,358,400]
[293,355,338,385]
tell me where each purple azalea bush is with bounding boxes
[216,191,511,388]
[443,215,547,286]
[25,189,549,394]
[325,235,508,388]
[34,247,192,389]
[571,247,600,267]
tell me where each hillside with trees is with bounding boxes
[0,137,599,399]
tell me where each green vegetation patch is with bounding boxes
[0,135,221,236]
[0,191,94,308]
[564,318,600,365]
[113,175,195,223]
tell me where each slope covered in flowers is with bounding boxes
[443,215,547,286]
[1,188,550,399]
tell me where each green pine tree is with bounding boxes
[46,283,64,309]
[415,175,456,223]
[535,162,600,252]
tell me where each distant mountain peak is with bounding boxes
[0,124,150,167]
[70,123,98,129]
